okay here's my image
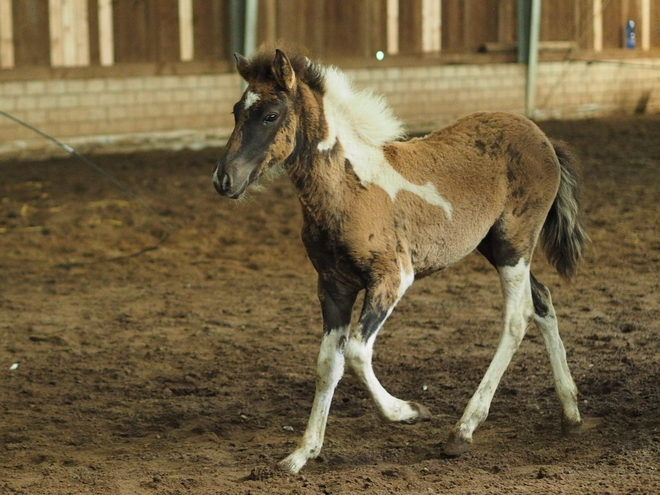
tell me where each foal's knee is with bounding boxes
[343,338,369,374]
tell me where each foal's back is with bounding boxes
[381,112,562,274]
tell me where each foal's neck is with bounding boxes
[286,137,348,227]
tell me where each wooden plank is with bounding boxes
[97,0,114,65]
[386,0,399,54]
[11,0,50,66]
[593,0,603,51]
[652,0,660,48]
[497,0,516,43]
[112,0,180,63]
[193,0,228,61]
[399,0,422,54]
[441,0,462,51]
[74,0,90,66]
[323,0,363,57]
[541,0,576,41]
[258,0,277,46]
[465,0,498,51]
[601,0,622,48]
[421,0,441,52]
[178,0,194,61]
[49,0,64,66]
[364,0,387,57]
[640,0,650,50]
[156,1,180,62]
[0,0,14,68]
[49,0,90,67]
[87,0,100,65]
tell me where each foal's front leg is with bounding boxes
[278,280,357,474]
[344,266,432,423]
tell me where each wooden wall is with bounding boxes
[0,0,658,74]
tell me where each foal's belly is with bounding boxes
[406,211,494,277]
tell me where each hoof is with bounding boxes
[400,402,433,424]
[561,417,583,437]
[443,431,471,457]
[277,454,306,474]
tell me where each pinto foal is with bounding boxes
[213,49,586,473]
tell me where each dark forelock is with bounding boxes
[242,49,326,94]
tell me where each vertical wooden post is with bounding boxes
[98,0,114,66]
[593,0,603,51]
[0,0,14,68]
[179,0,194,61]
[387,0,399,54]
[49,0,64,66]
[640,0,650,50]
[421,0,441,52]
[49,0,90,67]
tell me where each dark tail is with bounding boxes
[540,141,587,281]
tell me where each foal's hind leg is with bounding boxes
[344,266,431,423]
[444,257,534,456]
[530,273,582,433]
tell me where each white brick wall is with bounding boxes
[0,59,658,159]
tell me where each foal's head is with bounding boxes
[213,49,324,199]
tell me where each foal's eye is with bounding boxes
[264,113,278,124]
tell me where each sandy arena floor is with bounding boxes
[1,115,659,494]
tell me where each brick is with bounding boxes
[25,81,46,95]
[65,80,86,93]
[15,96,38,110]
[86,79,106,92]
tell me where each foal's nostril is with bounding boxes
[221,173,231,193]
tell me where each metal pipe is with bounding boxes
[525,0,542,118]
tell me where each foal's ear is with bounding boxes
[272,49,296,92]
[234,53,250,81]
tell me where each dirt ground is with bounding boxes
[0,115,659,494]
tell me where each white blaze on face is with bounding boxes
[244,91,260,110]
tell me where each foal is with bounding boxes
[213,49,586,474]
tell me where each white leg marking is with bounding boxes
[449,259,532,450]
[279,326,349,474]
[534,311,582,428]
[345,264,424,422]
[243,91,260,110]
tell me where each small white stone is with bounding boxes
[9,362,19,370]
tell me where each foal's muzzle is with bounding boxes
[212,160,251,199]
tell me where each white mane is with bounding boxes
[315,63,452,220]
[318,65,405,150]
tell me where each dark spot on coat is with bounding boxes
[513,203,530,217]
[506,144,523,165]
[475,140,487,155]
[512,186,525,198]
[507,169,516,183]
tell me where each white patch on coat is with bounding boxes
[319,66,453,219]
[243,91,260,110]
